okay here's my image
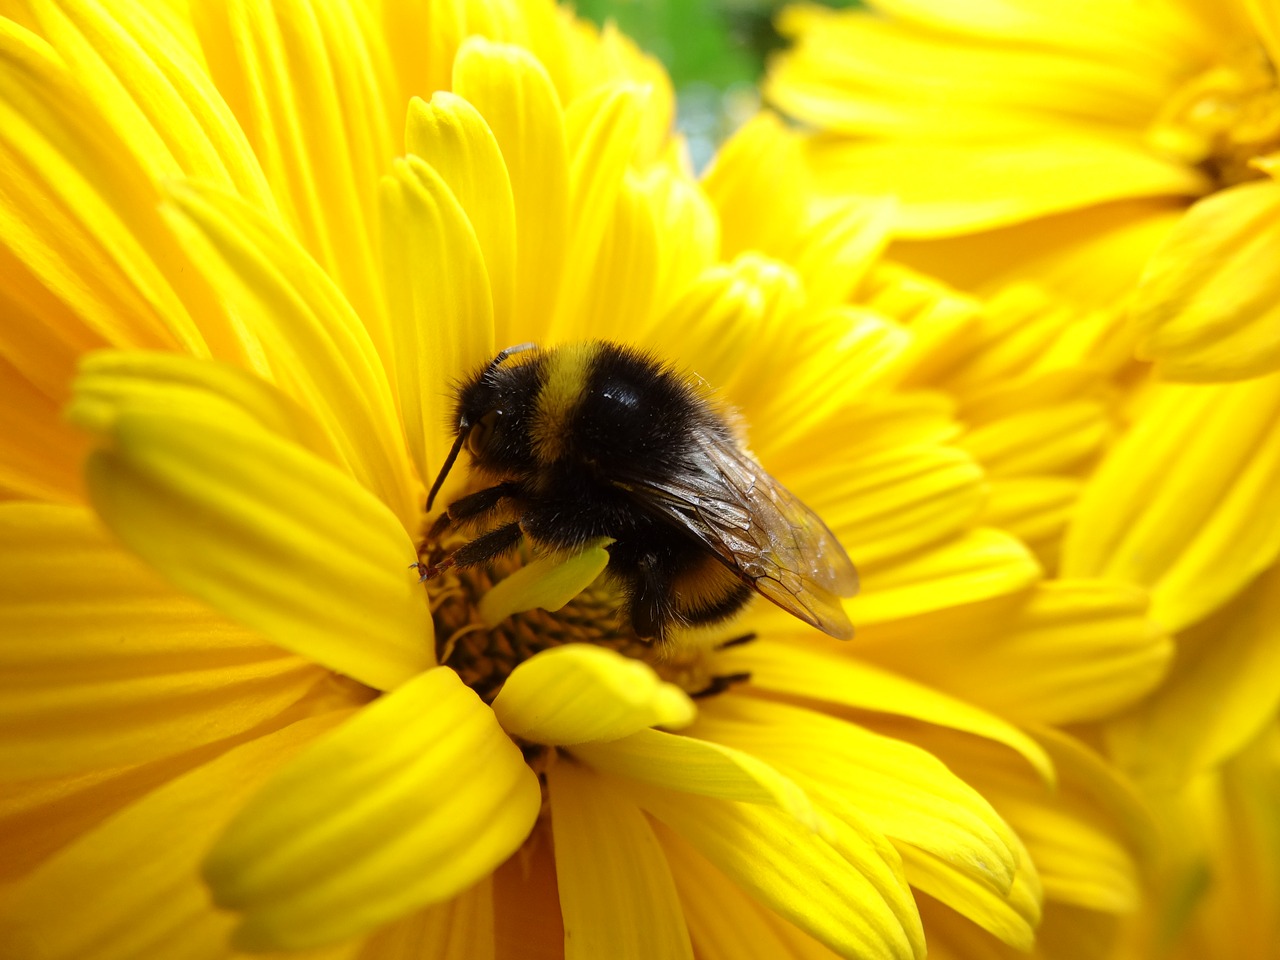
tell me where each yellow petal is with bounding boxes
[802,443,985,569]
[0,362,87,502]
[0,711,348,960]
[0,19,202,354]
[960,399,1112,476]
[355,880,494,960]
[718,638,1054,781]
[852,528,1041,624]
[190,0,394,346]
[692,696,1020,895]
[160,178,420,528]
[791,196,897,310]
[205,667,540,951]
[70,383,434,692]
[405,91,517,344]
[982,476,1079,562]
[1062,374,1280,632]
[73,349,346,469]
[492,644,695,744]
[552,82,646,339]
[477,540,611,627]
[1132,179,1280,380]
[0,502,325,779]
[856,580,1172,726]
[28,0,277,209]
[641,786,922,960]
[1108,564,1280,788]
[453,37,569,334]
[548,760,694,960]
[569,728,819,831]
[379,154,494,491]
[804,138,1207,237]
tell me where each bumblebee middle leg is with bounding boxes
[428,481,523,540]
[418,521,524,580]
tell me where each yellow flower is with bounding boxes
[0,1,1169,958]
[768,0,1280,381]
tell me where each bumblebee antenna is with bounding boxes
[425,343,538,511]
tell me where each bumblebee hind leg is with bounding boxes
[418,521,524,580]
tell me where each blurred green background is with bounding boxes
[572,0,860,165]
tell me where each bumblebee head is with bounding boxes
[426,344,538,510]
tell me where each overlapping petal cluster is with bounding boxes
[0,1,1191,959]
[771,1,1280,956]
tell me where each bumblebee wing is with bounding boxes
[627,437,859,639]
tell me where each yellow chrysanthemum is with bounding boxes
[768,0,1280,382]
[0,1,1171,958]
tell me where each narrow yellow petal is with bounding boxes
[205,668,540,951]
[0,712,348,960]
[453,37,569,334]
[569,728,819,830]
[1108,564,1280,787]
[853,528,1041,624]
[0,20,202,354]
[548,760,694,960]
[1132,178,1280,380]
[692,696,1020,895]
[982,476,1079,561]
[492,644,695,744]
[190,0,395,344]
[380,155,494,492]
[355,880,494,960]
[961,400,1112,476]
[405,91,517,344]
[791,197,896,310]
[71,385,434,692]
[641,786,922,960]
[477,540,611,627]
[0,361,87,502]
[161,178,420,528]
[718,638,1054,781]
[1063,374,1280,631]
[28,0,278,209]
[635,165,719,317]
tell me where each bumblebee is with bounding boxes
[419,341,858,641]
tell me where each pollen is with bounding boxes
[424,545,750,704]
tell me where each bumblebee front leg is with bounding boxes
[426,481,522,540]
[417,521,525,580]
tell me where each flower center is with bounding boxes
[425,543,750,704]
[1150,43,1280,187]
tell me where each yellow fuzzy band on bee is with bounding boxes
[531,343,594,463]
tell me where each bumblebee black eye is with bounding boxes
[467,409,501,457]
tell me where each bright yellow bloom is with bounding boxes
[769,0,1280,381]
[0,1,1170,958]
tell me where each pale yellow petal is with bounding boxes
[70,385,434,692]
[477,540,611,627]
[1062,374,1280,631]
[1132,179,1280,381]
[804,138,1207,237]
[205,667,540,951]
[640,786,922,960]
[492,644,695,744]
[0,712,348,960]
[717,638,1053,781]
[405,91,517,344]
[453,37,569,333]
[569,728,819,830]
[379,154,494,491]
[161,179,420,528]
[548,760,694,960]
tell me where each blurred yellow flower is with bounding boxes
[0,1,1172,958]
[769,0,1280,381]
